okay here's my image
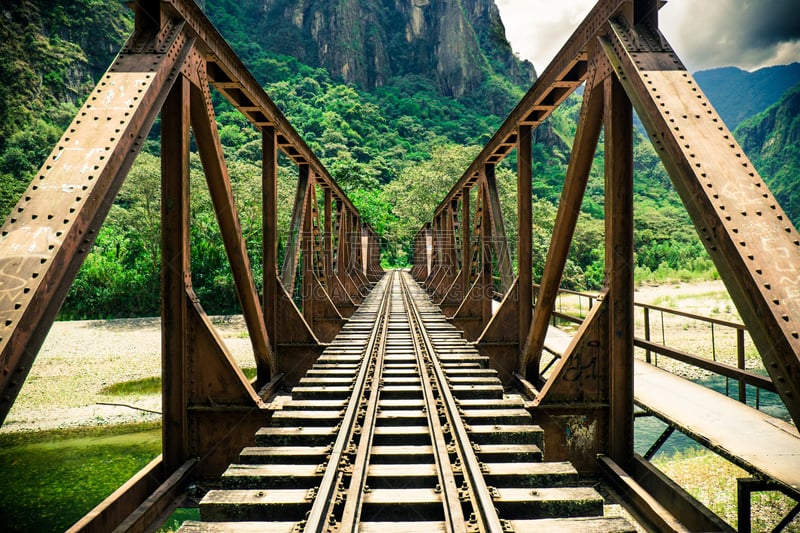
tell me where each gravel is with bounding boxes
[3,280,736,434]
[1,316,255,434]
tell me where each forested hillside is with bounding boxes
[694,63,800,130]
[0,0,131,214]
[0,0,794,319]
[735,82,800,227]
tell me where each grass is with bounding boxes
[98,367,258,395]
[653,448,800,531]
[100,375,161,395]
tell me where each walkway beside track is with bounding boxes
[543,321,800,503]
[635,362,800,498]
[180,271,636,532]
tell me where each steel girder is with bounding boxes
[413,2,800,524]
[0,1,380,531]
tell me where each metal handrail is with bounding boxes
[536,284,775,410]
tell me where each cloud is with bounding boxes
[497,0,800,73]
[495,0,595,70]
[650,0,800,71]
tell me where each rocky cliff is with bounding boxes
[233,0,535,100]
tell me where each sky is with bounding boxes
[495,0,800,73]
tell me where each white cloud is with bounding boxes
[495,0,595,71]
[496,0,800,73]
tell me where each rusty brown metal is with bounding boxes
[530,295,609,473]
[162,74,192,474]
[601,19,800,428]
[281,165,311,295]
[263,126,279,349]
[0,17,194,426]
[603,70,635,469]
[484,164,514,292]
[0,2,378,531]
[189,71,276,381]
[517,124,533,351]
[520,59,605,379]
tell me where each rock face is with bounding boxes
[250,0,535,98]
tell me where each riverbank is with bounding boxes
[1,316,256,434]
[5,281,736,434]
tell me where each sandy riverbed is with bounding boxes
[2,280,736,434]
[1,316,257,434]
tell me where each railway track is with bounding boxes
[180,271,635,532]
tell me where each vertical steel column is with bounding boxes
[425,223,433,281]
[302,177,316,324]
[481,177,494,326]
[324,189,334,280]
[262,126,278,355]
[433,214,441,272]
[485,163,513,292]
[460,188,471,300]
[518,125,533,352]
[338,204,350,277]
[520,70,604,378]
[161,75,191,472]
[281,165,310,294]
[605,73,634,468]
[190,79,274,382]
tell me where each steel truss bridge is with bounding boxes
[0,0,798,531]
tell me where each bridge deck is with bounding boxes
[634,361,800,497]
[543,325,800,497]
[179,272,636,532]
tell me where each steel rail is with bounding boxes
[304,271,395,532]
[337,280,392,529]
[399,272,505,532]
[401,277,467,532]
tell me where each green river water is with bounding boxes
[0,424,162,532]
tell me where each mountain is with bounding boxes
[0,0,130,148]
[200,0,535,111]
[694,63,800,130]
[735,82,800,227]
[0,0,131,214]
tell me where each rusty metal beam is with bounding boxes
[601,20,800,428]
[481,179,494,327]
[162,74,192,473]
[0,21,194,425]
[517,124,533,352]
[65,456,166,533]
[262,126,278,350]
[105,458,196,533]
[189,71,276,381]
[281,165,311,295]
[302,178,316,325]
[604,71,635,469]
[521,60,605,379]
[600,455,691,532]
[460,189,471,297]
[432,0,627,217]
[484,164,513,291]
[324,188,334,280]
[158,0,360,217]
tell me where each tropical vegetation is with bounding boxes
[0,0,794,319]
